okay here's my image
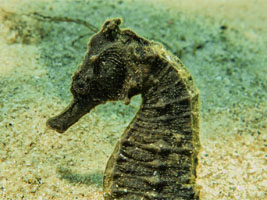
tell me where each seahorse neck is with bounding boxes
[134,58,199,135]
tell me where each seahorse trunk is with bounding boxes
[103,57,200,200]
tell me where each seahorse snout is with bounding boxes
[46,99,98,133]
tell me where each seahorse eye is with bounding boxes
[77,81,84,89]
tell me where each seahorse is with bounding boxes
[47,18,200,200]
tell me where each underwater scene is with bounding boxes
[0,0,266,199]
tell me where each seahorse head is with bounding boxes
[47,18,154,133]
[71,18,154,104]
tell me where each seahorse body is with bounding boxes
[47,18,200,200]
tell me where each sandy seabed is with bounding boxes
[0,0,266,199]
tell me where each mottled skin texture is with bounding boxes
[47,18,200,200]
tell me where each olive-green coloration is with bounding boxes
[47,18,200,200]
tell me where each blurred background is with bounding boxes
[0,0,266,199]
